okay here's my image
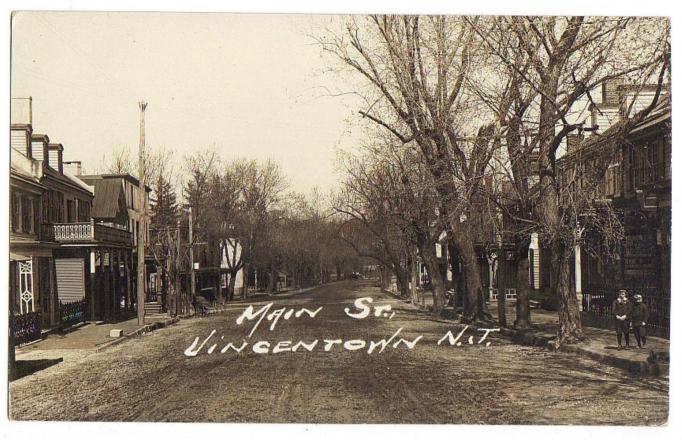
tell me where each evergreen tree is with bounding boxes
[151,174,178,230]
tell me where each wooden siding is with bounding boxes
[11,129,28,155]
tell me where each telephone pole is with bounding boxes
[188,206,196,307]
[175,218,181,317]
[137,100,148,325]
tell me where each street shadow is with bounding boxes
[10,357,63,381]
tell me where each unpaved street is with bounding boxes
[9,281,668,424]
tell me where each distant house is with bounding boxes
[77,173,154,312]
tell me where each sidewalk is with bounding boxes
[15,315,177,360]
[384,289,670,376]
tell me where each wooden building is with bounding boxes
[77,173,151,316]
[557,90,671,336]
[10,98,135,348]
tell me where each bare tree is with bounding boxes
[318,16,498,319]
[468,16,670,344]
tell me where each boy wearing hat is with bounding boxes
[612,289,632,349]
[630,294,650,349]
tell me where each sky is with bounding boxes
[11,12,363,195]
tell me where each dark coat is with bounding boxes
[630,302,650,325]
[612,299,632,319]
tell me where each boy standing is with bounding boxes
[630,294,650,349]
[612,290,632,349]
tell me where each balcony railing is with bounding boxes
[53,221,132,245]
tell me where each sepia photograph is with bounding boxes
[4,3,676,433]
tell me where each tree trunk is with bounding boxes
[448,242,464,312]
[456,230,490,322]
[242,263,249,299]
[419,242,446,314]
[382,267,392,291]
[514,255,532,329]
[552,241,583,345]
[410,256,419,305]
[268,265,276,294]
[227,271,237,301]
[536,76,583,345]
[217,272,224,304]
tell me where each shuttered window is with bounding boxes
[55,258,85,303]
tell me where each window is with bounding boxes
[605,161,621,196]
[11,193,20,232]
[648,140,660,183]
[21,196,34,234]
[664,138,672,179]
[78,200,91,222]
[45,190,65,223]
[66,200,76,223]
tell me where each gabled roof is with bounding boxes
[78,173,153,192]
[90,178,128,220]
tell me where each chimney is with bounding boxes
[47,143,64,173]
[602,78,624,107]
[10,97,32,125]
[566,133,585,155]
[10,97,34,159]
[63,161,82,175]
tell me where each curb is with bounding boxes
[95,318,180,352]
[499,324,667,376]
[382,287,666,376]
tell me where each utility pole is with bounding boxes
[137,100,148,325]
[188,206,196,309]
[174,218,181,317]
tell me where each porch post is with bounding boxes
[49,257,58,327]
[112,250,119,319]
[575,244,583,312]
[126,252,132,312]
[89,250,96,321]
[103,249,111,321]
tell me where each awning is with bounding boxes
[10,252,30,262]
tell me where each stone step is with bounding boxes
[144,302,163,316]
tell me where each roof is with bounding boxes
[560,95,670,163]
[10,147,44,188]
[90,178,126,219]
[42,166,94,197]
[78,173,153,192]
[64,171,94,193]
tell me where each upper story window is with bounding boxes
[11,191,37,234]
[43,190,65,224]
[78,200,91,222]
[66,199,76,223]
[127,182,135,210]
[604,161,621,197]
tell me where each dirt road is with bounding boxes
[9,280,668,424]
